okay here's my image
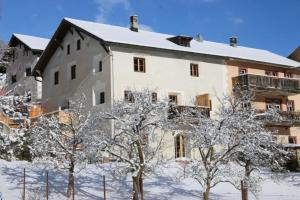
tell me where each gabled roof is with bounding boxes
[9,33,49,51]
[288,46,300,62]
[34,17,300,75]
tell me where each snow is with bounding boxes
[12,34,49,51]
[65,17,300,68]
[0,159,299,200]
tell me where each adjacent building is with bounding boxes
[33,16,300,159]
[6,33,49,102]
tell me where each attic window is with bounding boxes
[167,35,193,47]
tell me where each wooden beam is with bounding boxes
[54,38,64,50]
[75,29,84,40]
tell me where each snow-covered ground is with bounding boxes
[0,159,299,200]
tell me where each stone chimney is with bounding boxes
[230,36,237,47]
[130,15,138,32]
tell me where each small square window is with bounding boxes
[133,57,145,73]
[71,65,76,80]
[124,90,135,103]
[99,61,102,72]
[239,68,247,75]
[76,39,81,50]
[25,68,31,77]
[99,92,105,104]
[67,44,70,55]
[190,63,199,77]
[265,70,278,77]
[169,95,178,104]
[54,71,59,85]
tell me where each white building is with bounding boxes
[33,16,300,159]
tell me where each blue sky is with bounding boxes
[0,0,299,56]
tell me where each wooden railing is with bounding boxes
[232,74,300,94]
[168,105,210,119]
[256,109,300,124]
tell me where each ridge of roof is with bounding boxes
[11,33,49,51]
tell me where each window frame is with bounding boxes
[71,65,76,80]
[99,92,105,104]
[76,39,81,51]
[287,100,295,112]
[67,44,70,55]
[190,63,199,77]
[239,68,247,75]
[284,72,293,78]
[54,71,59,85]
[124,90,135,103]
[266,98,281,111]
[169,94,178,105]
[133,57,146,73]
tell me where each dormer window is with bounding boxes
[167,35,193,47]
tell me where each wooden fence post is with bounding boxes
[46,170,49,200]
[72,175,75,200]
[23,168,26,200]
[103,175,106,200]
[140,175,144,200]
[241,180,245,200]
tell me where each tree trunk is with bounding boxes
[132,175,141,200]
[67,161,75,198]
[203,187,210,200]
[244,160,251,200]
[203,179,211,200]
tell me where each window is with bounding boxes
[239,68,247,75]
[124,90,135,103]
[25,68,31,77]
[287,100,295,112]
[71,65,76,80]
[265,70,278,77]
[99,61,103,72]
[284,73,293,78]
[76,39,81,50]
[175,135,186,158]
[11,75,17,84]
[266,98,281,111]
[67,44,70,55]
[54,71,59,85]
[134,57,145,73]
[190,63,199,77]
[152,92,157,103]
[99,92,105,104]
[169,95,178,105]
[288,136,297,144]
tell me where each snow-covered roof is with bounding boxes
[65,17,300,68]
[11,33,49,51]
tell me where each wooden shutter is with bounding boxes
[196,94,210,107]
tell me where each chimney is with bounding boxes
[230,36,237,47]
[130,15,138,32]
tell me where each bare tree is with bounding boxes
[30,96,102,198]
[95,89,170,200]
[180,90,287,200]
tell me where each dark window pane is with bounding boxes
[54,71,59,85]
[71,65,76,80]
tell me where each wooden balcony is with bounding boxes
[257,109,300,126]
[232,74,300,96]
[168,105,210,119]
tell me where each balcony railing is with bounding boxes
[168,105,210,119]
[232,74,300,95]
[257,109,300,125]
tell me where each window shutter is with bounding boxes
[196,94,209,107]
